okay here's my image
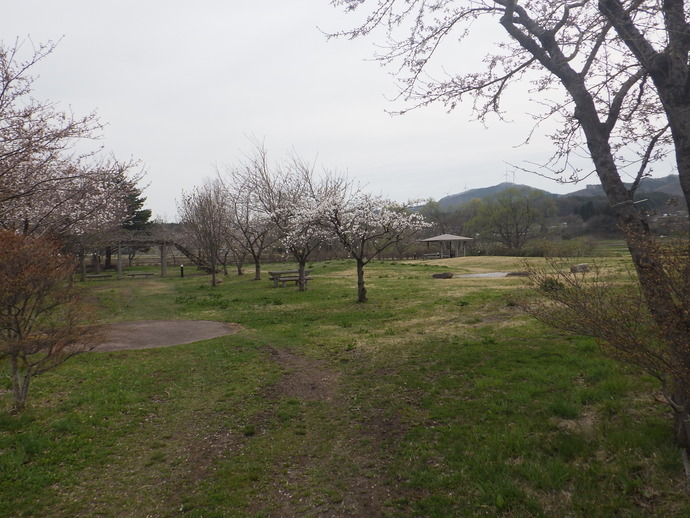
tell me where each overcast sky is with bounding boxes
[3,1,631,220]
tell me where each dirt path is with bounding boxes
[89,321,399,515]
[258,346,398,517]
[264,346,340,402]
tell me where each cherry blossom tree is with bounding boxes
[2,157,140,237]
[321,181,429,302]
[0,39,140,237]
[247,143,332,291]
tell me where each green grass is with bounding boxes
[2,257,689,516]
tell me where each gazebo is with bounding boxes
[420,234,474,258]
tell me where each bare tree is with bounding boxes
[419,200,464,236]
[177,178,232,286]
[0,231,100,411]
[333,0,690,473]
[468,187,557,250]
[217,167,279,281]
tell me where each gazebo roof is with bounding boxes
[420,233,474,242]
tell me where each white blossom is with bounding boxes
[0,40,140,236]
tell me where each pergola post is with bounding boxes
[160,243,167,277]
[117,242,123,280]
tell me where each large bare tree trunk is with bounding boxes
[569,75,690,470]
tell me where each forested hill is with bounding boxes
[436,182,548,209]
[565,174,682,198]
[436,175,682,209]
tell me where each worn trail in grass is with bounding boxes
[242,345,400,516]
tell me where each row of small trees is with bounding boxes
[178,142,428,302]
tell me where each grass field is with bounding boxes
[2,256,689,517]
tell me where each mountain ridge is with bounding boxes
[436,174,682,209]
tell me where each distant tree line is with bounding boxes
[417,182,688,254]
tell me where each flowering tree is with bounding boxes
[0,40,139,237]
[322,185,429,302]
[248,143,332,291]
[2,157,140,237]
[0,231,100,411]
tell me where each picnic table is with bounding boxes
[267,269,313,288]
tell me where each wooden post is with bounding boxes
[117,242,123,280]
[160,243,167,277]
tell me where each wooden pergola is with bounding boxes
[420,234,474,258]
[115,240,171,279]
[79,239,175,281]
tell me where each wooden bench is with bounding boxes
[86,273,112,280]
[272,275,314,287]
[268,270,313,288]
[126,273,155,278]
